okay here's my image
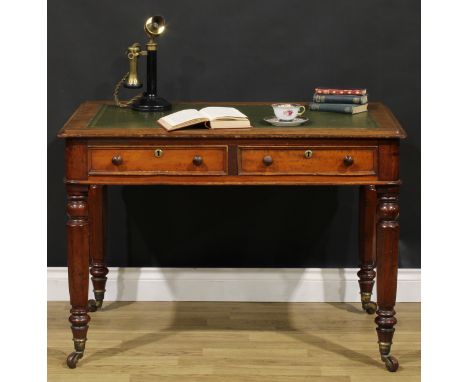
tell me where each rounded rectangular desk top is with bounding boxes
[58,101,406,139]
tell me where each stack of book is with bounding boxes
[309,87,368,114]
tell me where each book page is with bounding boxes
[160,109,206,126]
[209,119,252,129]
[199,107,248,121]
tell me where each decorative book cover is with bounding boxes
[315,88,367,96]
[309,102,368,114]
[313,94,368,105]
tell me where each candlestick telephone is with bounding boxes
[113,16,171,112]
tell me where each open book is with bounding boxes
[158,107,252,131]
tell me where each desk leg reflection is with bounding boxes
[375,185,400,372]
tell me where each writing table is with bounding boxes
[58,101,406,371]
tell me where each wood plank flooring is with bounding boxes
[48,302,420,381]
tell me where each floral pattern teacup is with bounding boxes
[272,103,306,121]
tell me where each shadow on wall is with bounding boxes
[104,184,357,315]
[47,139,67,261]
[120,185,342,267]
[105,185,360,304]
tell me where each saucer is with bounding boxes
[263,116,309,127]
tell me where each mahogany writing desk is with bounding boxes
[58,101,406,371]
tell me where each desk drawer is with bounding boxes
[89,146,227,175]
[238,146,377,175]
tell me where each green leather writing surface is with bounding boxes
[88,104,378,129]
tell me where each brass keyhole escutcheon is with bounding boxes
[304,150,313,159]
[154,148,164,158]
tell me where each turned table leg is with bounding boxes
[357,185,377,314]
[66,184,91,368]
[375,185,400,372]
[88,185,109,312]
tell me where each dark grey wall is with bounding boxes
[48,0,420,268]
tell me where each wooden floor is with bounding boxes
[48,301,420,381]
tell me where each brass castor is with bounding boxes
[87,299,102,312]
[66,351,83,369]
[360,293,377,315]
[362,301,377,315]
[382,355,399,372]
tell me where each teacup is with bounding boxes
[272,103,306,121]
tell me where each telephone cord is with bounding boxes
[113,72,143,108]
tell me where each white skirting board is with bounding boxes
[47,267,420,302]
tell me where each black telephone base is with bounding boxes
[131,94,172,112]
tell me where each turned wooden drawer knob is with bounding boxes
[263,155,273,166]
[343,155,354,166]
[112,155,123,165]
[193,155,203,166]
